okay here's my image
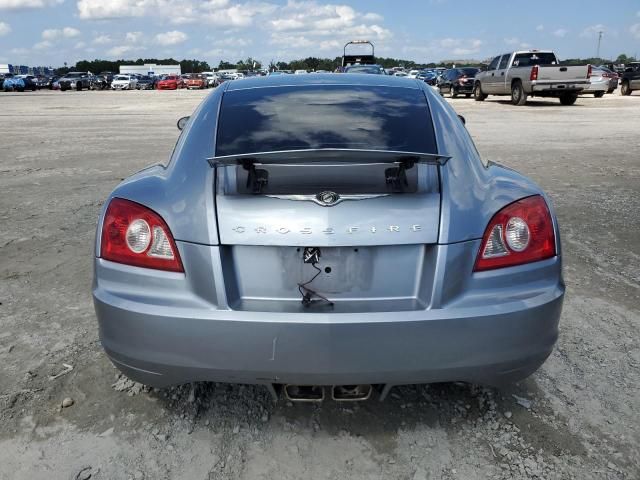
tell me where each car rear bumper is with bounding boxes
[454,82,474,93]
[93,247,564,389]
[531,81,587,95]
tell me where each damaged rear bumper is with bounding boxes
[93,241,564,389]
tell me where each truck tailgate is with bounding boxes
[537,65,589,83]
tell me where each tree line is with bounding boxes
[59,53,637,75]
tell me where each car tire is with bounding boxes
[559,93,578,105]
[511,81,527,106]
[473,82,488,101]
[620,81,631,96]
[450,88,458,99]
[593,91,605,98]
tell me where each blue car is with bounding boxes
[93,74,564,401]
[2,75,37,92]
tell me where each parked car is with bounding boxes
[3,75,37,92]
[437,68,480,98]
[294,69,308,74]
[202,72,220,87]
[90,75,109,90]
[99,71,115,86]
[343,64,385,75]
[185,74,207,89]
[35,76,50,89]
[156,75,182,90]
[597,66,619,93]
[59,72,92,91]
[111,74,138,90]
[580,67,611,97]
[417,70,438,85]
[620,62,640,96]
[136,75,156,90]
[473,50,590,105]
[93,74,564,401]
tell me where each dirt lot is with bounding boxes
[0,88,638,480]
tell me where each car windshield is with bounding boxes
[66,73,83,78]
[216,85,437,157]
[140,76,151,81]
[512,52,558,66]
[345,65,383,74]
[114,76,128,80]
[165,76,176,80]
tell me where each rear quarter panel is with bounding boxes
[422,84,548,244]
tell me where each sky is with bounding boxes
[1,0,639,67]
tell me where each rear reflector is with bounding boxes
[100,198,184,272]
[587,64,592,79]
[474,196,556,271]
[530,65,539,81]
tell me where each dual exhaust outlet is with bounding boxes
[284,384,372,402]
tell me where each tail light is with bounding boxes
[474,195,556,272]
[100,198,184,272]
[587,64,592,79]
[530,65,539,81]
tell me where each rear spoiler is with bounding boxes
[207,148,451,167]
[207,148,451,194]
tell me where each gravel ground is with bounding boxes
[0,88,638,480]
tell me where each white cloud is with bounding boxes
[553,28,567,38]
[212,36,252,47]
[580,24,606,38]
[0,20,10,36]
[63,27,81,37]
[107,45,142,56]
[439,38,482,56]
[631,23,640,40]
[93,34,112,45]
[76,0,275,26]
[0,0,62,10]
[125,31,143,43]
[33,39,53,50]
[154,30,187,46]
[74,41,86,49]
[504,37,519,46]
[536,24,544,31]
[362,12,382,22]
[42,27,81,40]
[77,0,150,19]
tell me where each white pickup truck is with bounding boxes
[473,50,591,105]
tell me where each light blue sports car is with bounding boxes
[93,74,564,401]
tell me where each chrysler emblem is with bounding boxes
[316,191,340,206]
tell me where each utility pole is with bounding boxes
[596,31,603,60]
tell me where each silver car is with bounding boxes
[581,67,610,97]
[93,74,564,401]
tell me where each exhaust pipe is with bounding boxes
[283,385,325,402]
[331,384,372,401]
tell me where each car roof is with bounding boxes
[225,73,421,91]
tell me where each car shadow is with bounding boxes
[493,99,583,107]
[146,377,584,459]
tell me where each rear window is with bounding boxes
[215,85,437,157]
[512,52,558,67]
[458,68,479,76]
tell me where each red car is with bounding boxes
[156,75,184,90]
[185,74,206,89]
